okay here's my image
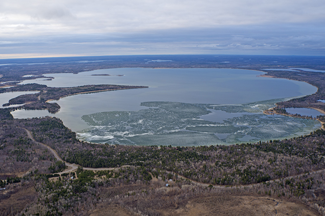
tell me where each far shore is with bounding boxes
[258,74,275,78]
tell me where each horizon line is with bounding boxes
[1,53,325,61]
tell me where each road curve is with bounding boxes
[22,127,325,188]
[23,128,120,175]
[24,128,63,162]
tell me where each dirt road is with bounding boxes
[22,127,325,188]
[23,128,115,175]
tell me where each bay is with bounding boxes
[286,108,324,118]
[11,68,321,145]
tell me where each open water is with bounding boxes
[10,68,321,146]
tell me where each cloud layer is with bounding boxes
[1,0,325,57]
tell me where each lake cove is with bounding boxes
[11,68,320,145]
[286,108,324,118]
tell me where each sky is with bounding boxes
[0,0,325,58]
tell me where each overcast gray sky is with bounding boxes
[1,0,325,58]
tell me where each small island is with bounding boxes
[91,73,111,76]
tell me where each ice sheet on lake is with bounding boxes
[77,100,321,146]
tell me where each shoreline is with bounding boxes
[45,87,145,103]
[263,106,325,131]
[72,69,325,145]
[2,84,147,115]
[257,74,275,78]
[308,107,325,130]
[3,67,325,145]
[258,69,325,132]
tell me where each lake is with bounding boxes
[11,68,321,146]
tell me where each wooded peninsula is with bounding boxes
[1,84,148,113]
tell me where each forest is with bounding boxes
[1,58,325,215]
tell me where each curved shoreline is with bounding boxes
[4,67,325,145]
[264,107,325,131]
[258,69,325,132]
[71,68,324,145]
